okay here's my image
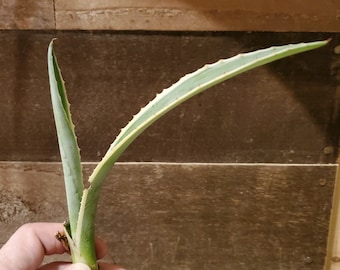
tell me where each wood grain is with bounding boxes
[0,0,55,29]
[0,31,337,163]
[0,162,336,269]
[0,1,338,31]
[54,0,340,31]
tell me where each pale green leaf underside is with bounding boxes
[47,40,83,236]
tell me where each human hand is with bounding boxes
[0,223,124,270]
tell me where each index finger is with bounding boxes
[0,223,66,269]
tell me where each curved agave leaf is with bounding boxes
[47,40,83,236]
[48,39,328,270]
[82,42,328,260]
[88,40,328,189]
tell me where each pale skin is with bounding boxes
[0,223,124,270]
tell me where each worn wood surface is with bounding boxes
[0,162,336,269]
[1,1,339,31]
[326,167,340,270]
[0,31,338,163]
[55,0,340,32]
[0,0,55,29]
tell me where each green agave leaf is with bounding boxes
[73,188,99,269]
[47,39,83,236]
[81,42,328,258]
[88,40,328,189]
[47,39,328,270]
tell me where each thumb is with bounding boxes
[65,263,91,270]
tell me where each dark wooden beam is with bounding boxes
[0,31,337,163]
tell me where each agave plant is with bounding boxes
[47,39,328,269]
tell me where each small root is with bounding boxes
[55,230,70,252]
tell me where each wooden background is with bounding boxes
[0,1,340,270]
[0,162,336,270]
[1,0,339,31]
[0,31,338,163]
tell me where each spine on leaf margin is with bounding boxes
[88,40,329,190]
[48,39,329,270]
[48,40,98,270]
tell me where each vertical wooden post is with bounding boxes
[325,44,340,270]
[325,167,340,269]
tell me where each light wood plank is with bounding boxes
[0,162,336,269]
[0,0,55,29]
[55,0,340,31]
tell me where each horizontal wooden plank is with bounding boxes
[54,0,340,32]
[0,1,338,31]
[0,0,55,29]
[0,162,336,269]
[0,31,337,163]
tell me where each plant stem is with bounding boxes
[71,188,99,269]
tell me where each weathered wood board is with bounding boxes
[2,0,338,31]
[55,1,340,32]
[0,0,55,29]
[1,1,339,31]
[0,162,336,269]
[0,31,338,163]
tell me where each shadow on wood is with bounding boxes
[0,31,337,163]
